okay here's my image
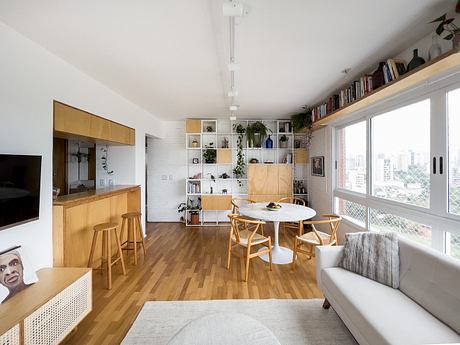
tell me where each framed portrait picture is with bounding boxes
[311,156,325,177]
[192,158,199,164]
[0,246,38,304]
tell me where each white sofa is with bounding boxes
[316,238,460,345]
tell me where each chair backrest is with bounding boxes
[303,214,342,245]
[231,198,256,214]
[277,196,306,206]
[227,214,265,245]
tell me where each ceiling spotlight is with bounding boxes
[227,62,240,71]
[223,1,245,17]
[228,89,238,97]
[229,104,239,111]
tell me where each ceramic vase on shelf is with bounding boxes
[265,135,273,149]
[372,62,386,90]
[428,34,442,61]
[407,49,425,72]
[253,133,262,148]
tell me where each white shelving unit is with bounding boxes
[185,119,309,226]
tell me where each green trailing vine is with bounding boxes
[232,123,246,186]
[100,146,114,175]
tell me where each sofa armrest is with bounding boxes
[315,246,344,291]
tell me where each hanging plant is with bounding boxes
[232,123,246,186]
[100,146,114,175]
[291,107,313,148]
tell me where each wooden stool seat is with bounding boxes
[120,212,146,265]
[88,222,126,289]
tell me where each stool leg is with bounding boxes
[136,216,147,257]
[87,231,99,268]
[114,228,126,275]
[107,230,112,289]
[132,218,138,265]
[101,231,107,274]
[120,217,127,247]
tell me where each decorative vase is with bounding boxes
[372,62,386,90]
[265,135,273,149]
[407,49,425,72]
[253,133,262,148]
[280,140,288,149]
[190,213,200,225]
[453,33,460,49]
[428,34,442,61]
[192,140,199,148]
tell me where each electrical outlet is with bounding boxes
[161,175,167,180]
[108,178,114,187]
[99,179,105,187]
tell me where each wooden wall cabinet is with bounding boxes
[248,164,293,202]
[201,195,232,211]
[54,101,135,146]
[217,149,232,164]
[186,119,202,133]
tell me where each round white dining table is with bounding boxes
[239,202,316,264]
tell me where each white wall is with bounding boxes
[147,121,186,222]
[307,31,457,241]
[0,21,165,270]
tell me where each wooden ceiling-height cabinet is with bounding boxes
[53,101,135,146]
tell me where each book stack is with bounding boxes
[310,58,407,124]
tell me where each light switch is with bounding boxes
[169,175,173,180]
[161,175,168,180]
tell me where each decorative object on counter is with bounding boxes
[206,126,213,132]
[232,123,246,186]
[100,146,114,175]
[407,49,426,72]
[53,187,60,200]
[207,173,216,182]
[203,146,217,163]
[177,198,201,224]
[222,189,228,195]
[249,158,259,164]
[311,156,325,177]
[428,34,443,60]
[0,246,38,304]
[279,134,289,148]
[219,172,230,179]
[264,160,274,164]
[294,180,307,194]
[192,158,199,164]
[265,134,273,148]
[430,10,460,49]
[191,139,199,148]
[221,137,229,148]
[282,153,293,164]
[372,62,386,90]
[247,121,271,148]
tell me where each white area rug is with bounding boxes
[122,299,358,345]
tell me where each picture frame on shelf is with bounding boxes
[192,158,199,164]
[311,156,325,177]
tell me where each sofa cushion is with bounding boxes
[399,238,460,334]
[322,267,460,345]
[338,231,399,288]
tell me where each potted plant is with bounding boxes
[291,107,313,148]
[177,198,201,225]
[203,145,216,163]
[279,134,289,148]
[431,5,460,49]
[247,121,271,148]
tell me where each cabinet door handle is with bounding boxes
[433,157,436,174]
[439,156,443,175]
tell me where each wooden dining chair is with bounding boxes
[291,214,342,270]
[277,196,307,236]
[230,197,263,235]
[227,214,272,282]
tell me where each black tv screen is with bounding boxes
[0,154,42,231]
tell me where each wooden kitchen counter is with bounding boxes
[53,185,141,267]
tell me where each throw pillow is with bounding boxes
[338,231,400,288]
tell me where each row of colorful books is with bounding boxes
[311,59,407,123]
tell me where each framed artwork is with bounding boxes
[0,246,38,303]
[192,158,199,164]
[311,156,325,177]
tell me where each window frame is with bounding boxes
[332,73,460,255]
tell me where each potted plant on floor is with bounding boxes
[247,121,271,148]
[279,134,289,148]
[177,198,201,225]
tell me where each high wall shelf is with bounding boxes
[306,49,460,131]
[185,119,310,226]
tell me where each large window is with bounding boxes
[337,121,367,193]
[372,100,430,208]
[334,84,460,261]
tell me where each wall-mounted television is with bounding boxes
[0,154,42,231]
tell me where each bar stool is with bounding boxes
[87,222,126,289]
[120,212,147,265]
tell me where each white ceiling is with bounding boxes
[0,0,453,120]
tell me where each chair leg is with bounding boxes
[268,237,272,271]
[323,298,331,309]
[291,237,298,270]
[107,230,112,290]
[120,218,127,247]
[260,224,264,236]
[114,228,126,275]
[307,244,313,260]
[244,245,251,282]
[226,233,233,270]
[136,216,147,257]
[87,231,99,268]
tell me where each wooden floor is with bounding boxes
[65,222,323,345]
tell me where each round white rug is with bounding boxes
[167,312,281,345]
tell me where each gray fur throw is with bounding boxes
[338,231,400,288]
